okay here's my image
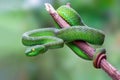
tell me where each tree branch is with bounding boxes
[45,3,120,80]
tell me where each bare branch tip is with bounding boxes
[45,3,50,11]
[45,3,56,14]
[66,3,71,7]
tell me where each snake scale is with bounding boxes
[22,5,105,60]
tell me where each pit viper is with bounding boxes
[22,5,105,60]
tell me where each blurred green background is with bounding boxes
[0,0,120,80]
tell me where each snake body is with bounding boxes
[22,5,105,59]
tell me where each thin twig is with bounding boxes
[45,3,120,80]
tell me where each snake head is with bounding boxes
[25,45,47,56]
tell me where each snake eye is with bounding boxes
[32,48,35,52]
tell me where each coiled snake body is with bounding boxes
[22,5,105,60]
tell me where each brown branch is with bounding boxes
[45,3,120,80]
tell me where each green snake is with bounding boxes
[22,5,105,60]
